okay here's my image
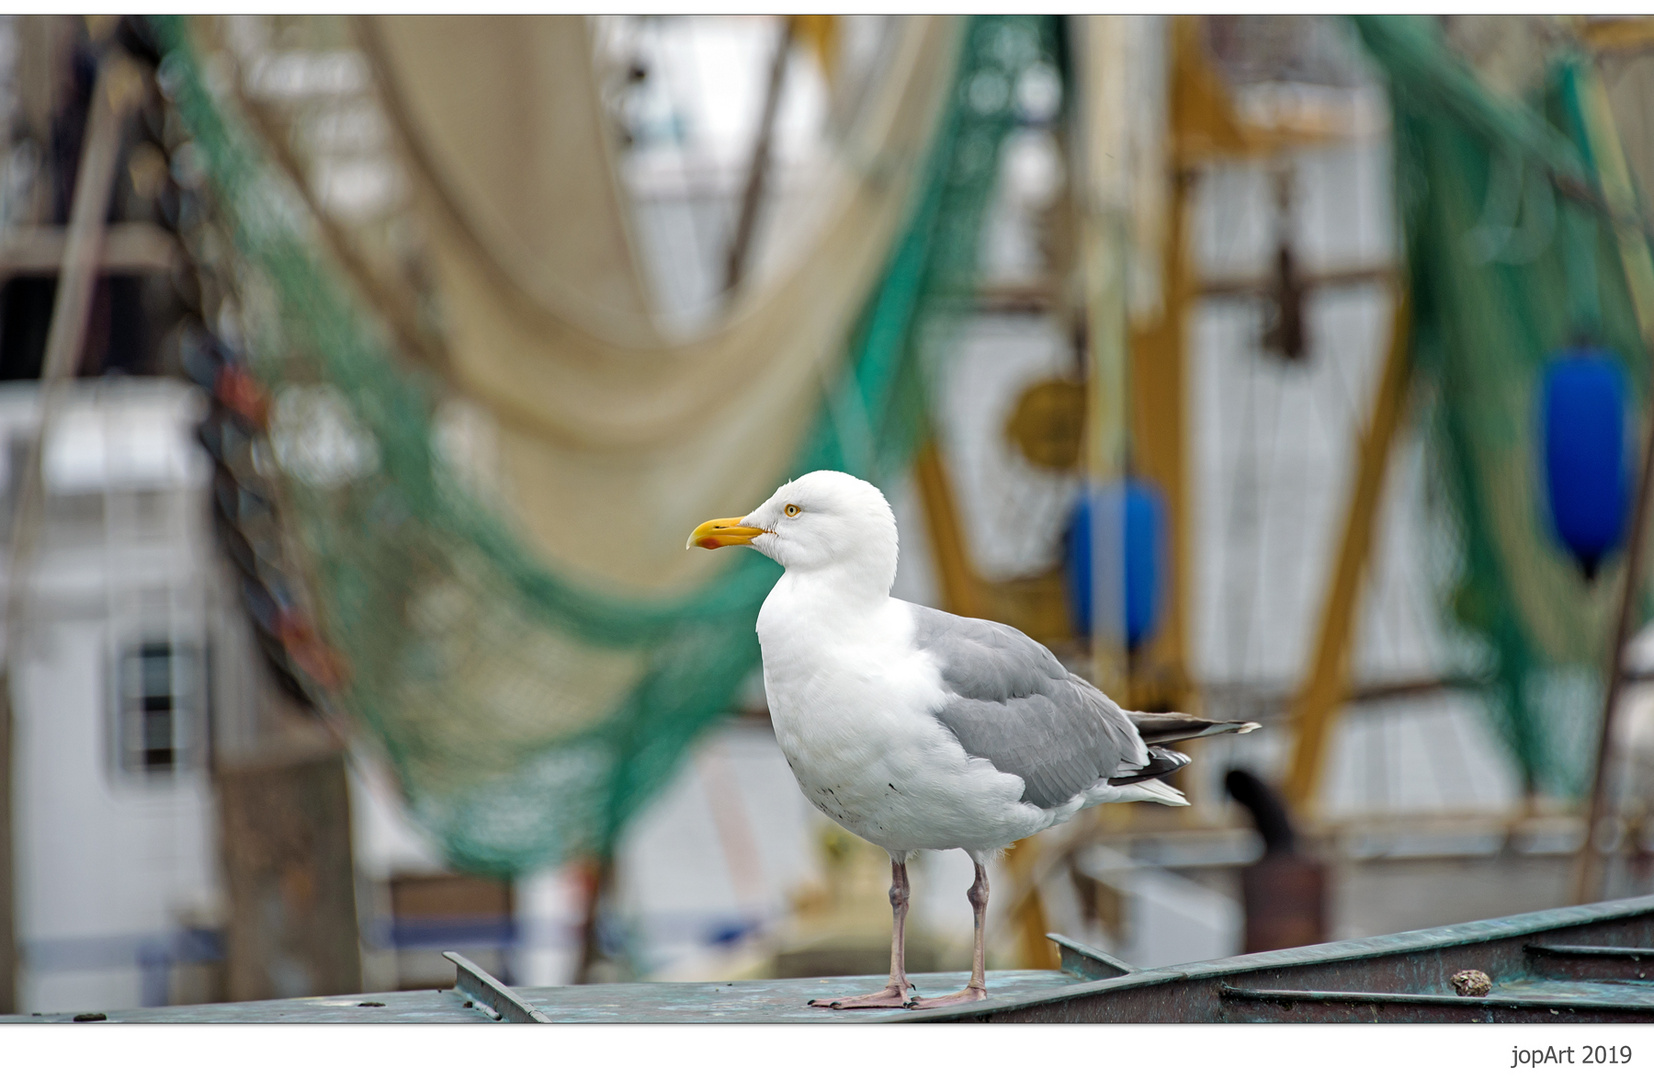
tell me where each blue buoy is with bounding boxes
[1541,347,1630,577]
[1064,481,1166,650]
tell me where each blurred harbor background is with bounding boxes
[3,14,1654,1015]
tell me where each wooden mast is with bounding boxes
[1281,297,1412,811]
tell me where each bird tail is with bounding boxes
[1108,746,1190,786]
[1129,711,1260,746]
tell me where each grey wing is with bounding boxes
[907,603,1148,809]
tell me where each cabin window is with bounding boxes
[115,641,202,775]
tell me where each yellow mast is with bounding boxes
[1281,298,1411,811]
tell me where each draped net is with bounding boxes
[153,15,1061,873]
[1356,16,1654,797]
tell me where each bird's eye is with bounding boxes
[784,504,801,518]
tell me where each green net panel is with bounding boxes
[153,15,1061,874]
[1356,16,1653,797]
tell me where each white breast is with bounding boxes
[756,575,1063,855]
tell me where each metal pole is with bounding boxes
[0,44,138,1013]
[722,16,794,297]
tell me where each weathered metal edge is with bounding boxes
[888,892,1654,1021]
[1047,933,1138,980]
[1527,943,1654,960]
[444,951,551,1024]
[1217,984,1654,1013]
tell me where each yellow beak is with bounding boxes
[687,517,765,550]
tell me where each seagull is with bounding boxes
[689,470,1255,1010]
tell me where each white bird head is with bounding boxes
[688,470,899,591]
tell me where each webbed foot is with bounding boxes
[908,985,987,1010]
[808,983,914,1010]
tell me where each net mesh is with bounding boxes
[152,15,1060,874]
[1356,16,1652,797]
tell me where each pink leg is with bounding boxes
[911,858,989,1009]
[809,858,914,1009]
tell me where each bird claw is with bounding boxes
[809,984,914,1010]
[908,985,988,1010]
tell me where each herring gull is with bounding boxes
[689,470,1255,1009]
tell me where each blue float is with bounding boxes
[1541,347,1630,576]
[1064,480,1166,649]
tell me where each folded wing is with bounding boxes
[907,604,1152,809]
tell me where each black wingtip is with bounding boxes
[1131,713,1261,745]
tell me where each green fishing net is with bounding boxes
[1356,16,1653,797]
[151,15,1059,874]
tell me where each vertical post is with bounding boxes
[723,16,794,297]
[1076,15,1134,702]
[572,852,617,984]
[1084,212,1131,700]
[1572,62,1654,904]
[1125,165,1192,712]
[1281,292,1411,811]
[972,14,1143,973]
[0,47,137,1014]
[1113,17,1203,714]
[219,748,363,1000]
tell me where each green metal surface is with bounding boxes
[7,989,493,1024]
[914,892,1654,1023]
[1,971,1079,1024]
[1217,982,1654,1015]
[9,894,1652,1023]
